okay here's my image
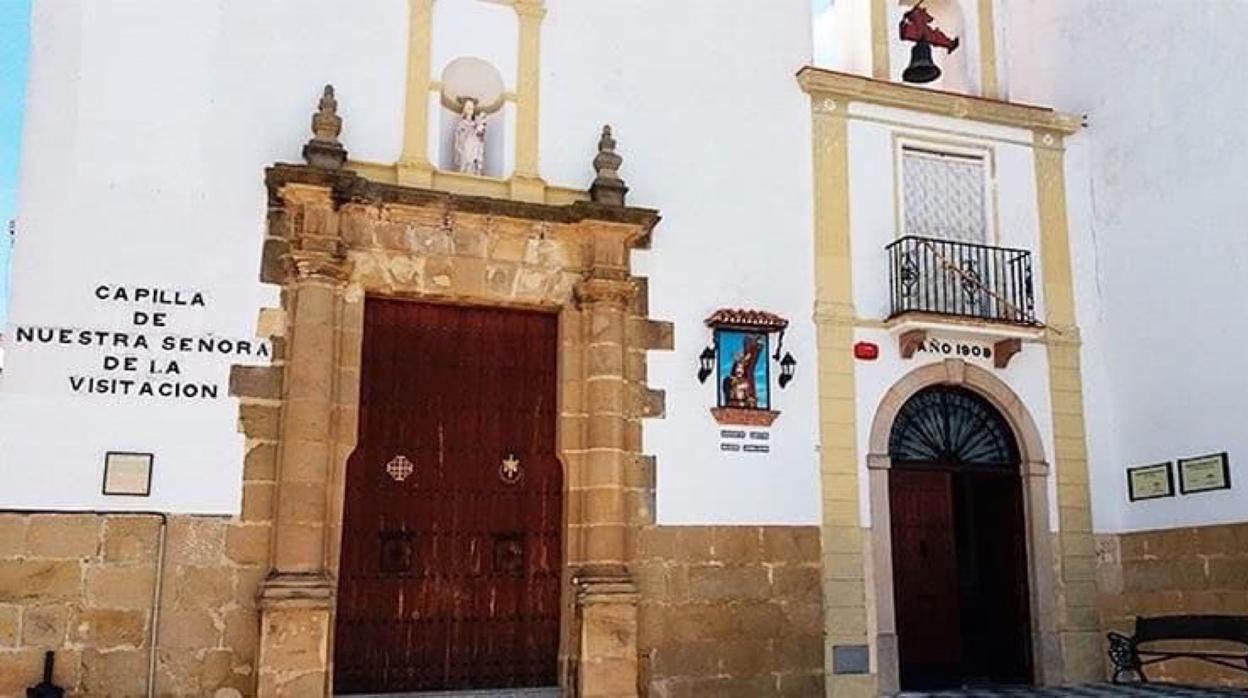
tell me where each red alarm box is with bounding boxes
[853,341,880,360]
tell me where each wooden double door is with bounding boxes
[890,466,1033,689]
[334,300,562,695]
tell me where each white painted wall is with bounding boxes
[1,0,409,514]
[1060,132,1122,534]
[1005,1,1248,533]
[3,0,824,523]
[813,0,873,76]
[540,0,822,525]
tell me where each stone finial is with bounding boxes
[311,85,341,141]
[302,84,348,170]
[589,125,628,207]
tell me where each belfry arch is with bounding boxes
[865,359,1061,692]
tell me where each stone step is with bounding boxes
[341,688,560,698]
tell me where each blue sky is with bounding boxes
[0,0,31,326]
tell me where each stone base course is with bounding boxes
[635,525,825,698]
[0,512,267,697]
[1096,522,1248,688]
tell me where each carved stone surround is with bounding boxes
[250,164,671,698]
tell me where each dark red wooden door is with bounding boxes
[334,300,562,694]
[890,468,962,687]
[958,474,1033,684]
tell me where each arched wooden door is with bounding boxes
[334,299,562,694]
[888,386,1032,690]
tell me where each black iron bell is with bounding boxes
[902,40,941,84]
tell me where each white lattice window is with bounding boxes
[901,147,988,243]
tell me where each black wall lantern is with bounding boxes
[779,351,797,389]
[697,346,715,384]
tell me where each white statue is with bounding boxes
[452,98,487,175]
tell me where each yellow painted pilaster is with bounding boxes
[809,95,875,698]
[1034,130,1101,682]
[812,101,855,311]
[397,0,435,187]
[1035,132,1077,331]
[511,0,547,202]
[977,0,1001,99]
[871,0,891,80]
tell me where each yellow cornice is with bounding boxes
[797,67,1081,136]
[512,0,547,20]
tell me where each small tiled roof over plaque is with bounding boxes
[704,308,789,332]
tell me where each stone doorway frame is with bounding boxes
[247,164,669,698]
[865,359,1062,693]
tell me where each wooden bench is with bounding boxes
[1108,615,1248,683]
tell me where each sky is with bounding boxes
[0,0,31,327]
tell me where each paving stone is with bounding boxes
[340,690,559,698]
[337,685,1248,698]
[895,683,1248,697]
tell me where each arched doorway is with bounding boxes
[887,385,1033,690]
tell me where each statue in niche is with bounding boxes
[452,97,488,175]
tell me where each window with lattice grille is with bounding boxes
[901,147,988,243]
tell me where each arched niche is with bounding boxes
[437,56,511,179]
[893,0,980,94]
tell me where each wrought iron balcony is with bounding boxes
[886,235,1037,325]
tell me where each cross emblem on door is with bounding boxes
[499,453,523,484]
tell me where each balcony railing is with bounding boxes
[886,235,1037,325]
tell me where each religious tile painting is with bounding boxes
[715,328,770,411]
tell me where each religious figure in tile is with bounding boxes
[722,333,764,409]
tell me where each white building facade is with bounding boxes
[0,1,1242,696]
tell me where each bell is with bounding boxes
[902,40,941,84]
